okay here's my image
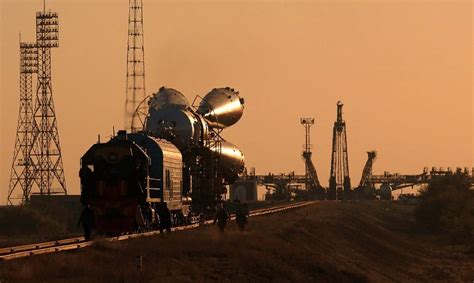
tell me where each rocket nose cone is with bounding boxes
[197,87,244,129]
[149,87,189,111]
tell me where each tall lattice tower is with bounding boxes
[328,101,351,200]
[7,40,38,205]
[300,118,325,200]
[31,7,67,196]
[300,118,322,187]
[125,0,147,132]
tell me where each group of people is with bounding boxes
[213,201,248,233]
[78,200,248,240]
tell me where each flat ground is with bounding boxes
[0,201,472,282]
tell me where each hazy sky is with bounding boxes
[1,0,472,204]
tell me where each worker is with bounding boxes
[77,205,95,241]
[213,206,228,233]
[143,203,156,229]
[158,203,172,234]
[235,207,248,232]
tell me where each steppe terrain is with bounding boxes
[0,201,472,282]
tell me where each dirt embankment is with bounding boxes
[0,201,472,282]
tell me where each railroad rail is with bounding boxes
[0,201,314,261]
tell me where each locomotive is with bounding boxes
[79,87,245,235]
[80,132,187,234]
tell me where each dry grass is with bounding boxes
[0,201,472,282]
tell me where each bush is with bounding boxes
[0,203,82,241]
[415,173,474,243]
[0,206,64,236]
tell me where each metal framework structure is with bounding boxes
[7,40,38,205]
[328,101,351,200]
[31,8,67,196]
[190,95,224,211]
[125,0,147,132]
[300,118,322,190]
[370,167,474,190]
[358,151,377,187]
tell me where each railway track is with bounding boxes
[0,201,314,261]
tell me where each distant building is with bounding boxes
[230,178,258,202]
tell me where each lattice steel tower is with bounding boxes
[328,101,351,200]
[300,118,322,189]
[358,151,377,188]
[31,7,67,196]
[8,39,38,205]
[125,0,147,132]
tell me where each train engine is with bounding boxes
[79,131,186,235]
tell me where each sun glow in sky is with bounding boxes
[1,0,472,203]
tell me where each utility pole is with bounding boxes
[328,101,351,200]
[125,0,147,132]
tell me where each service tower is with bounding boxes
[328,101,351,200]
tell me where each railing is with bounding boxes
[146,177,161,202]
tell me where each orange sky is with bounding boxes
[1,0,472,204]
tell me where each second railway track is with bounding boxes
[0,201,314,261]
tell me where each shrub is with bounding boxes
[415,173,474,243]
[0,206,64,236]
